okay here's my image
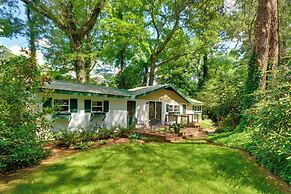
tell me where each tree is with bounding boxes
[22,0,107,83]
[143,0,223,86]
[100,0,148,88]
[197,53,245,127]
[0,56,49,171]
[253,0,279,90]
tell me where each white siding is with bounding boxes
[41,93,128,131]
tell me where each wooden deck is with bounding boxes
[136,127,207,143]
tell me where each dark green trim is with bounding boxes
[84,100,91,113]
[53,89,130,99]
[43,98,52,108]
[70,99,78,112]
[103,100,109,112]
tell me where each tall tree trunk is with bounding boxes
[26,6,36,66]
[118,47,126,88]
[148,55,156,86]
[72,39,86,83]
[253,0,279,90]
[84,34,92,83]
[269,0,279,80]
[254,0,272,90]
[143,65,148,86]
[202,54,208,81]
[197,53,208,90]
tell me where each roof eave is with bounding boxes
[41,88,131,99]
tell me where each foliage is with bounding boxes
[200,119,215,129]
[169,123,185,134]
[242,52,260,109]
[99,139,107,145]
[210,78,291,182]
[128,133,141,140]
[197,53,245,126]
[53,126,134,149]
[0,57,49,171]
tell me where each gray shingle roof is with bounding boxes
[43,80,203,105]
[188,98,204,105]
[43,80,130,97]
[128,84,168,96]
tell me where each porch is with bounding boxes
[165,113,201,127]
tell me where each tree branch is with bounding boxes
[155,8,182,56]
[79,0,107,38]
[22,0,69,34]
[157,45,206,67]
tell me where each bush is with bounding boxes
[169,123,185,134]
[99,140,107,145]
[128,133,142,140]
[53,126,135,149]
[209,82,291,183]
[200,119,215,129]
[215,127,233,133]
[0,57,49,171]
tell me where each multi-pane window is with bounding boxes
[55,99,69,112]
[92,101,103,112]
[166,104,180,112]
[193,106,202,112]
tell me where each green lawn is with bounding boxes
[1,143,284,194]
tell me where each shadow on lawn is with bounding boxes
[7,144,282,194]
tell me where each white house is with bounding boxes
[41,80,203,130]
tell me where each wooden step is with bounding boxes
[166,136,183,143]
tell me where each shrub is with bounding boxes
[75,141,93,150]
[169,123,185,134]
[210,81,291,182]
[0,57,49,171]
[215,127,233,133]
[200,119,215,129]
[99,140,107,145]
[128,133,142,140]
[53,126,135,149]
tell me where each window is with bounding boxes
[166,104,180,112]
[193,106,202,112]
[55,99,69,112]
[92,101,103,112]
[182,104,186,114]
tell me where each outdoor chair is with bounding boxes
[149,118,161,131]
[136,119,145,130]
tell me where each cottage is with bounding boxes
[41,80,203,130]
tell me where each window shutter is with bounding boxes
[84,100,91,113]
[70,99,78,112]
[103,100,109,112]
[43,98,52,108]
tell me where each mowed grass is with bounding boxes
[1,143,283,194]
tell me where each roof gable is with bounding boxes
[128,84,192,104]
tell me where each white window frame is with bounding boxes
[166,104,180,113]
[193,106,202,112]
[54,99,70,113]
[92,100,103,112]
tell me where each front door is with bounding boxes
[127,101,136,126]
[149,101,162,121]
